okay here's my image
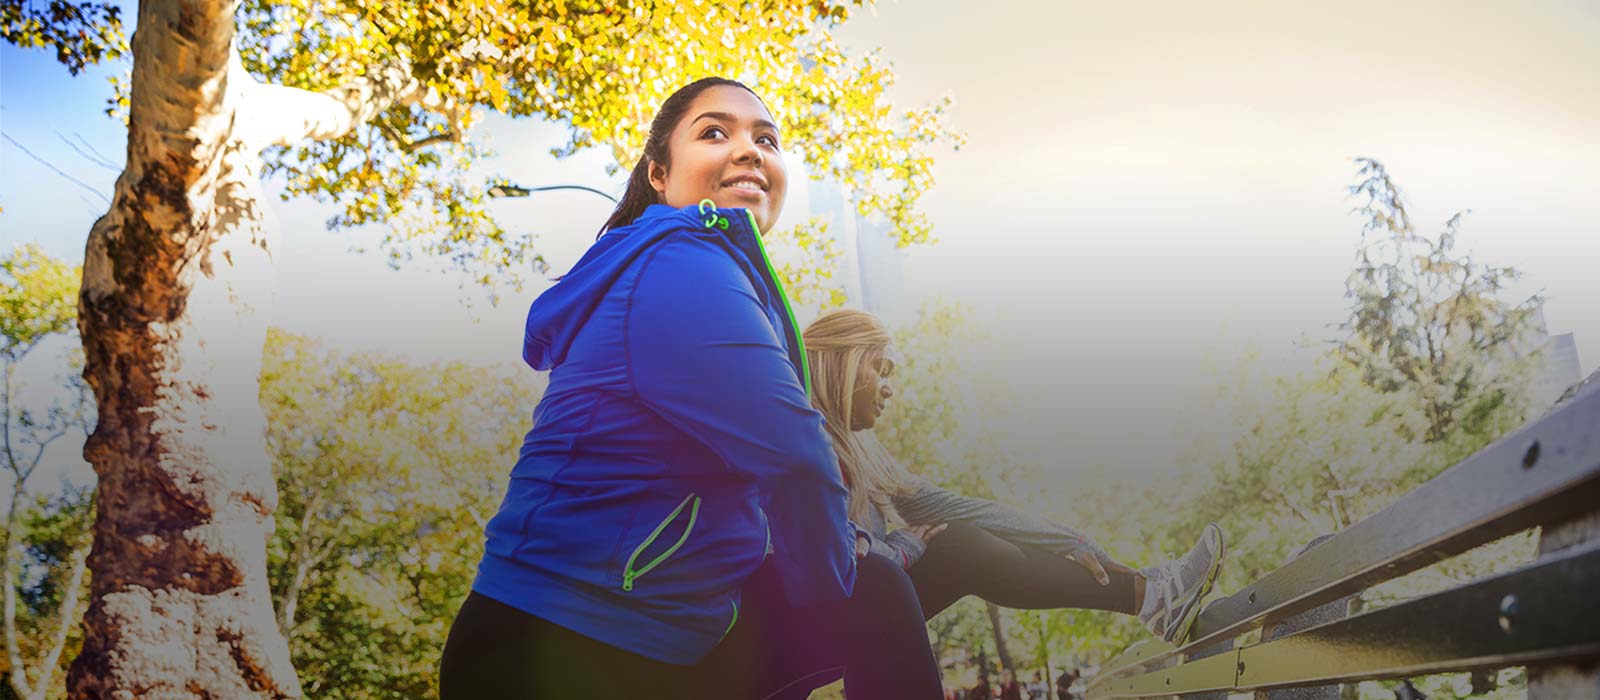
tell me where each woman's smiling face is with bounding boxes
[648,85,788,233]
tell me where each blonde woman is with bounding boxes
[802,309,1225,645]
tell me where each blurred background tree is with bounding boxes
[1,245,93,700]
[259,330,540,699]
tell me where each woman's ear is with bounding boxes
[647,159,668,198]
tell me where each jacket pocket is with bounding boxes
[621,492,701,592]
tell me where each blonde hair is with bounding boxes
[802,308,909,523]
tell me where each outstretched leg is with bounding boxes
[908,521,1140,619]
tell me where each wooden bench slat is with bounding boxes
[1089,387,1600,688]
[1087,540,1600,698]
[1190,387,1600,647]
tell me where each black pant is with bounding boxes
[438,552,944,700]
[910,521,1138,619]
[725,522,1143,698]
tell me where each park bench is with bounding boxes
[1086,376,1600,699]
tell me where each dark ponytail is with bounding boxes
[600,77,760,235]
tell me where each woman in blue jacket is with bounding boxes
[439,78,945,699]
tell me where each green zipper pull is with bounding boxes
[622,571,636,592]
[697,198,731,230]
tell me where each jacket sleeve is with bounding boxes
[892,476,1111,562]
[627,233,856,606]
[867,529,931,569]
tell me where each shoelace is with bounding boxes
[1136,562,1177,636]
[1159,561,1183,637]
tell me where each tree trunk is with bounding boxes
[1032,613,1051,694]
[985,602,1014,672]
[275,487,327,639]
[4,483,34,699]
[1467,669,1496,695]
[66,0,298,696]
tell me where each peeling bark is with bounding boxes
[65,0,442,693]
[66,0,295,696]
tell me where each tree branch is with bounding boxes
[2,360,17,483]
[240,53,453,149]
[277,485,333,638]
[1272,491,1322,532]
[19,427,70,485]
[3,488,33,700]
[236,28,547,151]
[374,123,460,153]
[26,545,88,700]
[398,132,460,153]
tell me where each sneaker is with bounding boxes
[1137,523,1225,645]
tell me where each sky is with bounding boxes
[2,0,1596,492]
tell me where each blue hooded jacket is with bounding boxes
[472,203,859,664]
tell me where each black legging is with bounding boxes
[909,521,1139,619]
[775,522,1144,698]
[438,552,944,700]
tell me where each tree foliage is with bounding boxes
[1,246,80,364]
[1338,157,1542,444]
[767,217,848,312]
[0,246,92,700]
[1140,160,1547,697]
[231,0,961,285]
[259,330,540,699]
[0,488,92,700]
[1166,158,1546,584]
[0,0,125,75]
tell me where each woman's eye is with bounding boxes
[758,134,781,148]
[702,126,727,139]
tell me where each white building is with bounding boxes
[1527,306,1584,409]
[803,176,910,324]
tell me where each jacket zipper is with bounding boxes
[622,492,701,592]
[721,598,740,642]
[742,210,812,394]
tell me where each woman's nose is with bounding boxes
[881,382,893,399]
[733,137,763,166]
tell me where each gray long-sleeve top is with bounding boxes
[863,476,1110,568]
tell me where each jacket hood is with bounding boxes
[522,204,701,370]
